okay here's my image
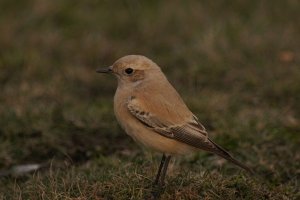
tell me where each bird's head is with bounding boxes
[96,55,162,86]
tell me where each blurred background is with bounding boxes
[0,0,299,199]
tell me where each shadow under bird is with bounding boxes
[96,55,253,196]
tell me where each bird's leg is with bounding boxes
[151,154,171,199]
[159,155,171,186]
[154,154,166,185]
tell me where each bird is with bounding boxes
[96,55,253,193]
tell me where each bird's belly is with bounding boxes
[116,113,194,155]
[127,124,195,155]
[113,93,195,155]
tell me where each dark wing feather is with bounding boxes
[127,98,212,149]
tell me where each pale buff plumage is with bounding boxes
[97,55,252,175]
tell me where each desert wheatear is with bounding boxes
[96,55,252,190]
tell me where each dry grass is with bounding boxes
[0,0,299,199]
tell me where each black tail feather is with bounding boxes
[208,139,254,174]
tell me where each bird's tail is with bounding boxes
[208,138,254,174]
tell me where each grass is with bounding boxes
[0,0,299,199]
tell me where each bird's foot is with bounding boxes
[150,182,165,199]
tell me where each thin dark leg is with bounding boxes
[159,155,171,185]
[154,154,166,185]
[150,154,170,199]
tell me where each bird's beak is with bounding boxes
[96,66,113,74]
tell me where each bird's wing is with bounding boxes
[126,95,220,151]
[127,94,253,173]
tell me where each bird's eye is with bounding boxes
[125,68,134,75]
